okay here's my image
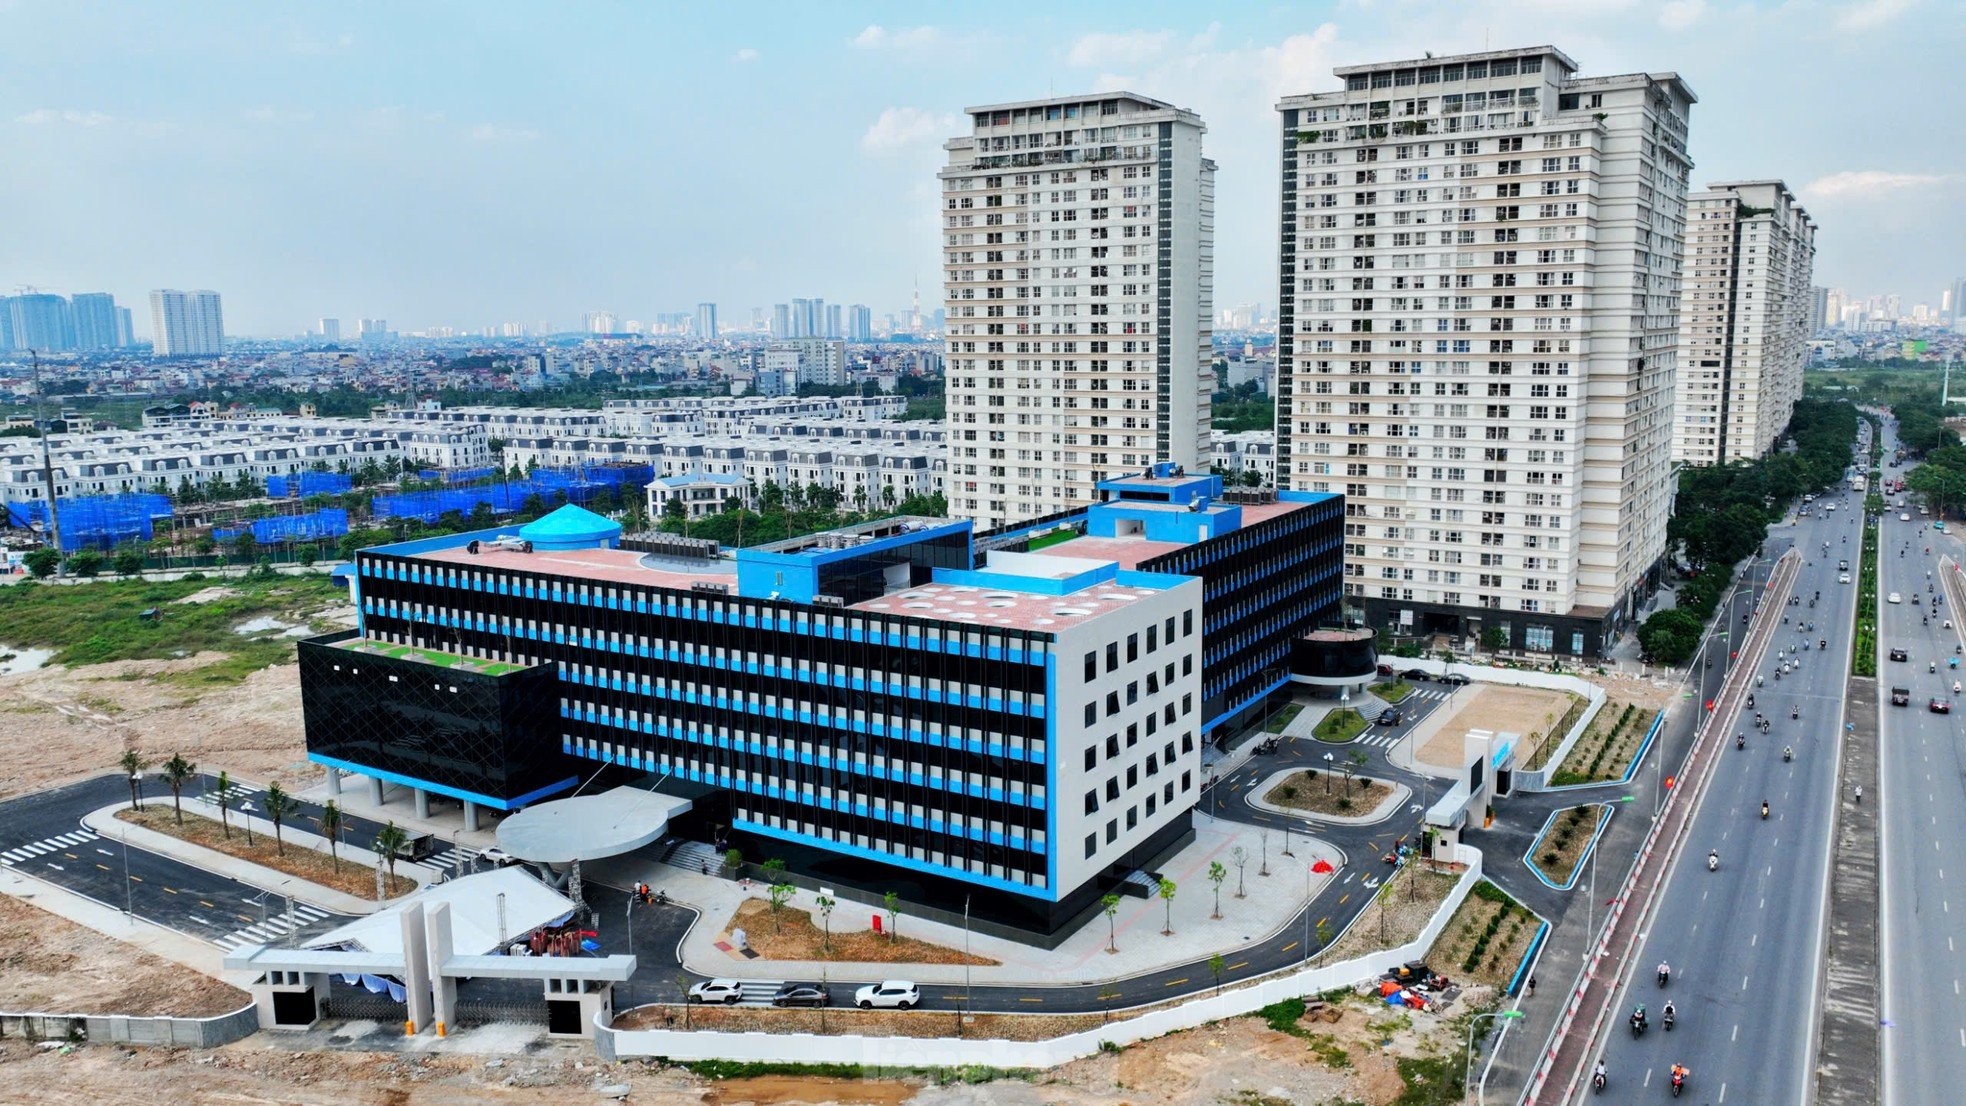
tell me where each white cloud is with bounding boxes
[466,123,540,143]
[732,47,759,63]
[243,106,314,124]
[1835,0,1915,32]
[1802,170,1956,201]
[1659,0,1707,31]
[14,108,112,127]
[1068,29,1177,68]
[860,107,955,155]
[851,24,946,52]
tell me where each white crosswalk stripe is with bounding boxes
[0,829,99,865]
[214,903,334,950]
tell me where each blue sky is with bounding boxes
[0,0,1959,336]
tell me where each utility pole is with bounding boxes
[30,351,62,563]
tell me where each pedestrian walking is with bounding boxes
[1527,976,1536,998]
[1855,785,1863,804]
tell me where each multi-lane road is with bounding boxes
[1581,441,1867,1103]
[1877,415,1966,1106]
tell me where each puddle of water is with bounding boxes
[0,646,53,675]
[233,615,292,635]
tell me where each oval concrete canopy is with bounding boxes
[495,787,694,864]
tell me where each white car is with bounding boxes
[1903,513,1913,522]
[854,980,921,1009]
[1889,592,1903,604]
[1839,572,1852,584]
[687,978,746,1005]
[476,846,518,867]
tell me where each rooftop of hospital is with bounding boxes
[370,467,1335,635]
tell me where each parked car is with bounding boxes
[1400,668,1431,681]
[1932,698,1953,715]
[771,983,830,1008]
[1376,707,1403,726]
[1375,662,1394,677]
[1438,673,1472,686]
[476,846,518,867]
[855,981,920,1009]
[687,979,745,1005]
[1890,647,1909,662]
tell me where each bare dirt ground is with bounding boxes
[0,655,314,800]
[719,898,997,967]
[1416,684,1575,768]
[0,893,247,1017]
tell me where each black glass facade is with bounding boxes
[1138,497,1346,729]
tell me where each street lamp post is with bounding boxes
[120,827,133,918]
[1301,862,1313,970]
[1463,1009,1523,1104]
[1586,797,1638,942]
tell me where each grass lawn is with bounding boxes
[1370,680,1414,704]
[1026,528,1077,551]
[343,639,522,676]
[1313,708,1368,743]
[0,574,346,686]
[1528,804,1608,887]
[1263,703,1305,733]
[1264,771,1393,817]
[116,805,415,900]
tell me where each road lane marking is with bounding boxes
[160,886,177,894]
[1751,933,1758,947]
[199,900,215,909]
[1339,894,1350,905]
[1743,975,1750,990]
[95,863,110,871]
[95,847,112,856]
[1228,961,1248,971]
[129,875,141,883]
[1164,978,1188,988]
[1318,917,1328,928]
[1719,1083,1727,1103]
[1019,997,1043,1004]
[1280,941,1299,954]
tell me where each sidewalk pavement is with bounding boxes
[291,773,505,855]
[591,815,1345,988]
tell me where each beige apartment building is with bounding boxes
[1275,46,1695,657]
[1673,180,1817,466]
[941,93,1215,528]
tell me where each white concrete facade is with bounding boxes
[1275,46,1695,647]
[1672,179,1816,466]
[942,93,1215,528]
[148,289,224,357]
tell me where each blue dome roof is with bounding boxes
[519,503,622,549]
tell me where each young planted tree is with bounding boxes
[1101,892,1122,953]
[160,753,197,826]
[317,800,344,872]
[210,772,236,838]
[1157,877,1178,936]
[815,894,836,954]
[1345,749,1370,795]
[883,891,900,941]
[262,781,299,858]
[1208,952,1227,996]
[1316,919,1335,954]
[761,858,793,930]
[1230,846,1249,898]
[373,821,409,902]
[117,749,149,811]
[1207,860,1228,919]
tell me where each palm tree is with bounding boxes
[160,754,196,826]
[117,749,149,812]
[212,772,235,839]
[262,781,299,858]
[317,800,344,871]
[373,821,408,901]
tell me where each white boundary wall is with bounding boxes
[596,845,1482,1068]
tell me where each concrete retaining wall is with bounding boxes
[0,1003,257,1048]
[596,846,1484,1068]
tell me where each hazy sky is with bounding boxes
[1,0,1960,336]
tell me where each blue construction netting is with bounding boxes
[216,508,350,545]
[267,472,353,498]
[416,466,499,485]
[6,493,172,552]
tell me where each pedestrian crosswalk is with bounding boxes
[214,902,334,950]
[0,829,99,864]
[1357,732,1400,748]
[1402,688,1454,703]
[413,845,479,875]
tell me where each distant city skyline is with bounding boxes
[1,2,1958,336]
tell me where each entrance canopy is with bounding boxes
[304,867,574,958]
[495,785,693,864]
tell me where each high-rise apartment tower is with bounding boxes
[1275,46,1695,656]
[1673,181,1816,466]
[148,290,224,356]
[942,92,1215,528]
